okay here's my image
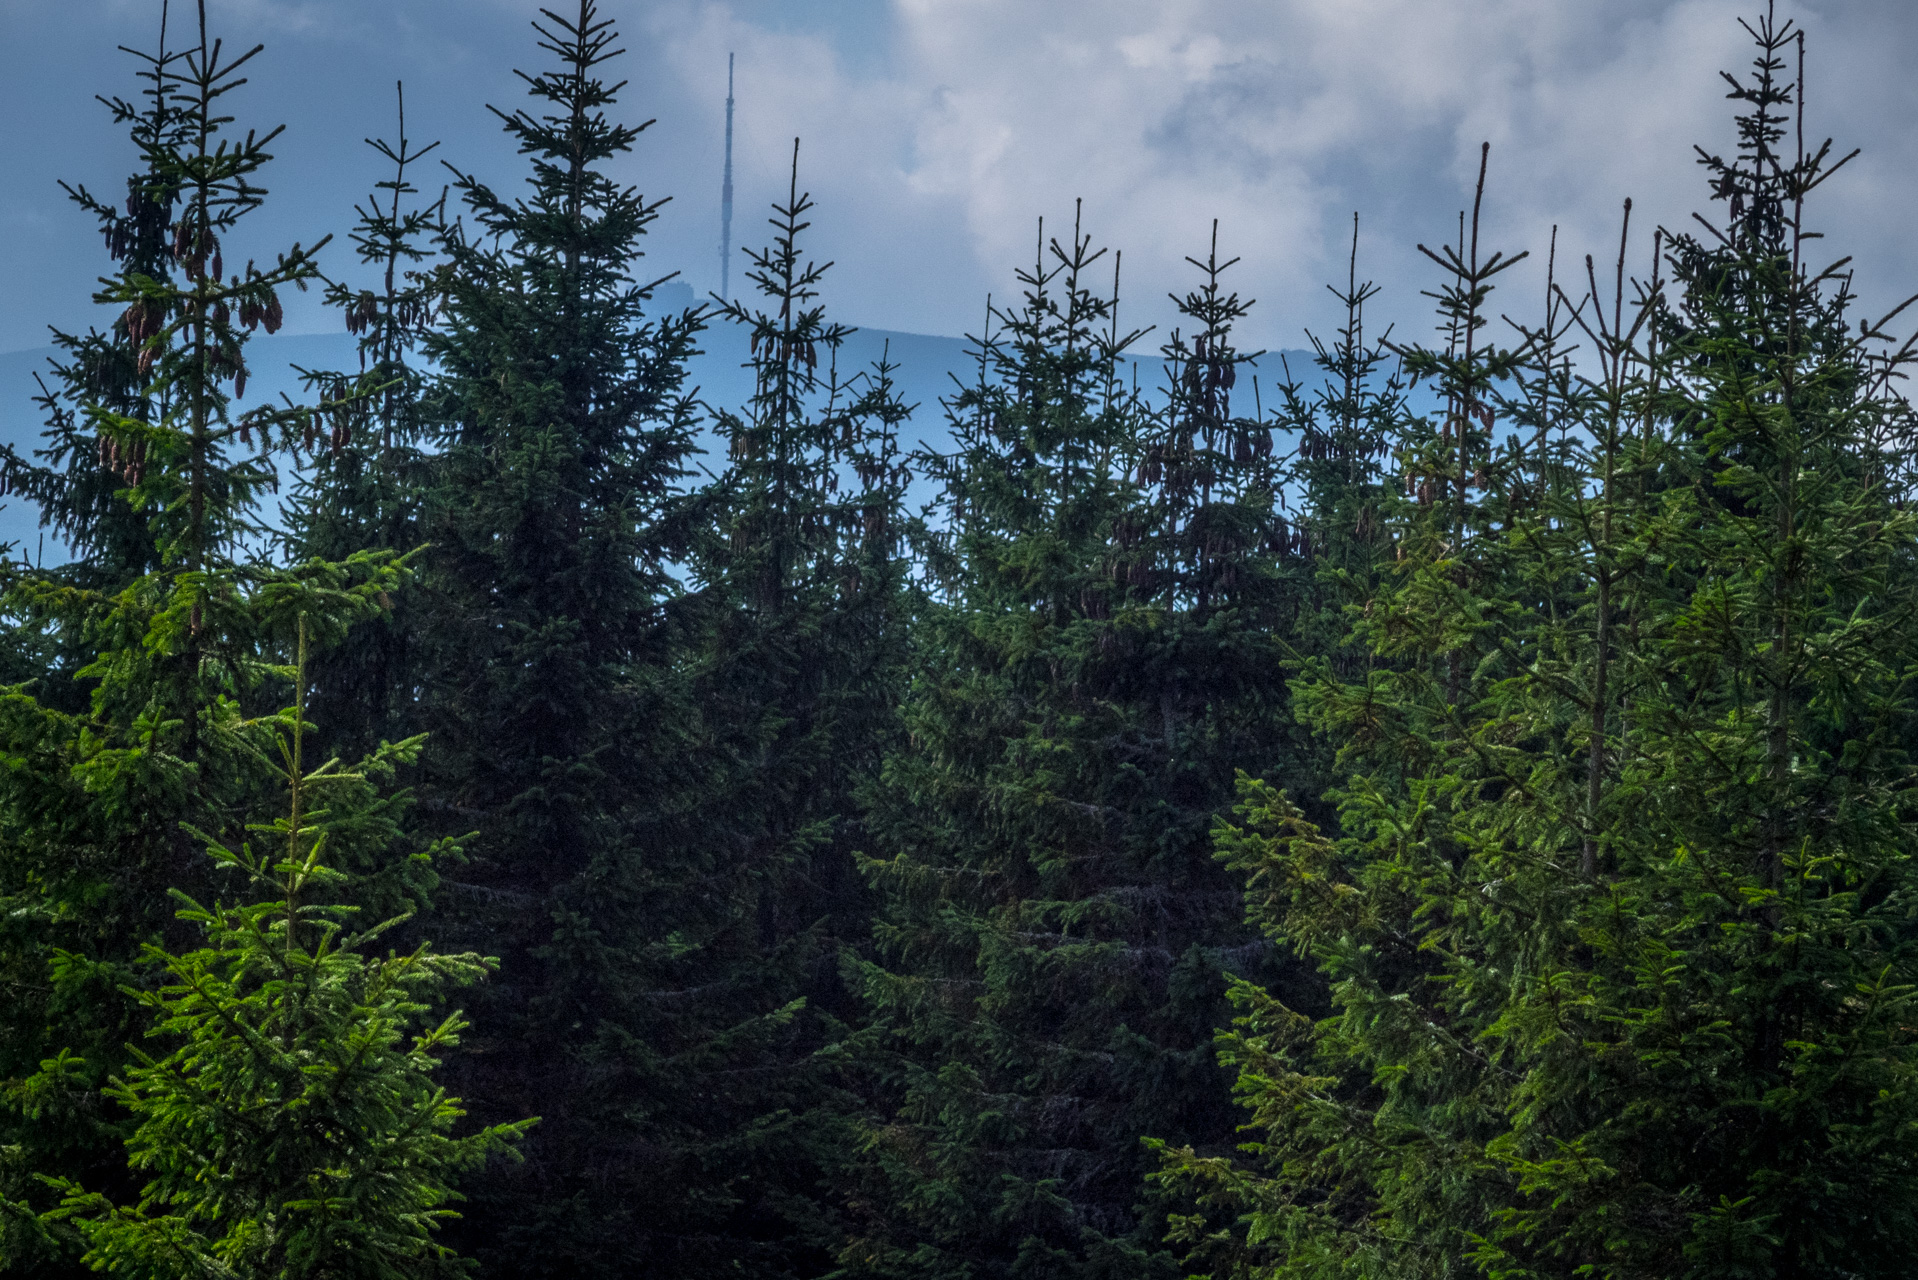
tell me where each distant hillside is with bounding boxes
[0,305,1402,563]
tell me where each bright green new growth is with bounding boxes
[36,621,532,1280]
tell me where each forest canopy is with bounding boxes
[3,3,1917,1279]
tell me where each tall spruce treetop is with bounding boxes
[846,214,1303,1280]
[1,5,408,1274]
[526,144,923,1280]
[413,4,711,1274]
[704,141,912,621]
[281,85,445,759]
[419,0,702,893]
[1266,216,1415,704]
[0,7,187,592]
[693,142,914,983]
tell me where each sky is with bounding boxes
[2,0,1915,362]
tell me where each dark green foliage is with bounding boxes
[281,86,445,761]
[844,215,1306,1280]
[407,5,853,1275]
[413,0,700,911]
[8,4,1918,1279]
[664,144,915,1276]
[1156,12,1918,1279]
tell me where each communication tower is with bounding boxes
[720,53,735,301]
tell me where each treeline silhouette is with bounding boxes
[4,3,1918,1279]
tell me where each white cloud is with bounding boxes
[10,0,1913,356]
[627,0,1918,353]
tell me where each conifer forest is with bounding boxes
[6,1,1918,1277]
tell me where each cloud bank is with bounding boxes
[2,0,1912,357]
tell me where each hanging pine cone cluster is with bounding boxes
[122,299,163,339]
[728,423,763,461]
[172,220,221,283]
[851,458,909,499]
[394,292,437,334]
[1297,425,1389,465]
[310,385,357,454]
[751,330,818,370]
[1156,334,1273,472]
[1439,399,1494,443]
[1105,555,1155,591]
[310,415,354,455]
[1136,442,1179,488]
[1232,425,1274,464]
[1264,514,1317,559]
[239,290,285,335]
[1139,428,1270,495]
[204,340,249,398]
[338,288,436,339]
[1183,332,1236,424]
[97,432,149,485]
[122,298,166,376]
[344,290,381,335]
[105,183,170,263]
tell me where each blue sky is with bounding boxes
[3,0,1914,357]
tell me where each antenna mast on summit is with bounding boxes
[720,52,735,302]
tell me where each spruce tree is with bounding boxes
[661,143,914,1276]
[1156,10,1918,1278]
[407,5,831,1274]
[0,6,408,1272]
[1262,214,1415,817]
[0,5,189,703]
[844,214,1303,1280]
[412,0,701,924]
[281,84,445,761]
[0,7,184,596]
